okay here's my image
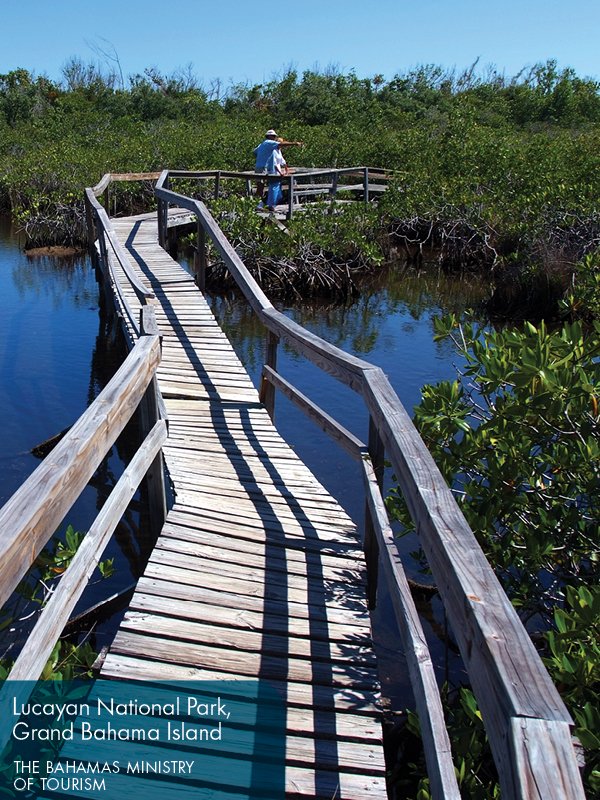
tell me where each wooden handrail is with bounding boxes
[158,167,387,220]
[0,299,166,754]
[160,167,393,181]
[0,332,161,610]
[85,186,154,311]
[90,171,162,195]
[154,171,584,800]
[0,418,167,755]
[361,456,460,799]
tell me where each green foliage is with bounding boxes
[2,60,600,267]
[396,688,500,800]
[15,525,114,604]
[388,316,600,617]
[38,639,98,682]
[185,196,386,297]
[544,585,600,792]
[387,315,600,795]
[560,253,600,321]
[209,195,385,263]
[1,524,115,681]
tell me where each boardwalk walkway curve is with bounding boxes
[0,169,585,800]
[99,205,387,799]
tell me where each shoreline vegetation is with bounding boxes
[1,59,600,315]
[3,58,600,797]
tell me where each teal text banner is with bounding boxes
[0,679,285,799]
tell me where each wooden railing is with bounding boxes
[0,301,167,753]
[84,174,159,337]
[155,169,585,800]
[84,172,169,529]
[155,167,391,222]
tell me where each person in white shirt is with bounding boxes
[266,140,289,210]
[253,129,301,206]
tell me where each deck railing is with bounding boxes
[0,302,167,753]
[0,171,173,752]
[154,168,584,800]
[155,167,391,222]
[84,174,158,337]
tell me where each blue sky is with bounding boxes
[2,0,599,88]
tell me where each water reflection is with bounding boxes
[0,217,155,660]
[12,254,96,311]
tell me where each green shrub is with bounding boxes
[387,313,600,796]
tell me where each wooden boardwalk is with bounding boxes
[0,172,583,800]
[99,211,387,799]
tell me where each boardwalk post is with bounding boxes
[164,175,179,256]
[287,174,295,220]
[259,330,279,421]
[167,232,178,258]
[330,170,338,200]
[214,171,221,201]
[84,192,97,268]
[195,221,206,292]
[139,306,167,538]
[158,173,170,249]
[104,185,110,218]
[364,167,369,206]
[164,177,170,244]
[363,416,383,609]
[157,195,164,247]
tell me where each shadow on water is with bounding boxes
[0,217,160,662]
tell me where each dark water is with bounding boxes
[0,218,151,659]
[0,217,491,706]
[0,223,99,504]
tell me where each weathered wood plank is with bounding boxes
[361,456,460,800]
[57,736,386,798]
[147,547,366,598]
[360,368,581,798]
[129,591,371,644]
[135,576,370,628]
[509,718,585,800]
[0,334,161,608]
[154,532,366,582]
[261,365,365,461]
[362,368,571,729]
[101,652,381,715]
[169,489,357,532]
[67,710,385,774]
[120,610,375,665]
[162,509,363,556]
[109,631,379,688]
[166,503,359,542]
[141,561,368,615]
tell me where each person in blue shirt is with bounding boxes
[265,141,288,210]
[254,130,302,206]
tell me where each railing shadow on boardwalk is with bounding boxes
[0,169,586,800]
[99,190,384,796]
[149,169,583,800]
